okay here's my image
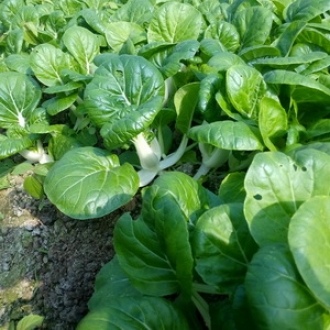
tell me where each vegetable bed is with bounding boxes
[1,0,330,328]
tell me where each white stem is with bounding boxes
[159,135,188,170]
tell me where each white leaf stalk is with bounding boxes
[20,140,54,164]
[133,132,188,187]
[194,143,230,180]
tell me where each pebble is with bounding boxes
[3,263,10,271]
[23,219,39,231]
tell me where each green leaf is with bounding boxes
[147,2,204,43]
[23,175,44,199]
[112,0,154,25]
[245,244,330,330]
[233,6,273,50]
[193,203,257,292]
[244,149,330,246]
[226,65,267,119]
[208,52,245,72]
[0,72,41,128]
[259,97,287,151]
[240,45,281,62]
[204,21,240,53]
[44,147,139,219]
[0,135,35,160]
[84,54,164,148]
[285,0,330,22]
[62,26,99,74]
[114,209,193,297]
[17,314,44,330]
[174,82,200,134]
[252,51,327,67]
[43,93,78,116]
[264,70,330,100]
[104,22,146,53]
[289,196,330,310]
[77,297,190,330]
[30,44,77,87]
[218,172,246,204]
[88,256,142,311]
[188,121,264,151]
[275,21,307,56]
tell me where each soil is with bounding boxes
[0,174,137,329]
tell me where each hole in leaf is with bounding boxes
[253,194,262,200]
[293,164,297,171]
[301,166,307,172]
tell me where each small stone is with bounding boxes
[43,256,48,264]
[23,219,39,231]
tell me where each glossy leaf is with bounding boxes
[244,149,330,246]
[30,44,76,86]
[147,2,204,43]
[259,97,287,151]
[62,26,99,74]
[77,297,190,330]
[88,256,142,311]
[174,82,200,134]
[193,203,257,292]
[204,21,240,52]
[233,6,273,50]
[44,147,139,220]
[104,22,146,53]
[285,0,330,22]
[226,65,267,119]
[188,121,264,151]
[0,72,42,128]
[289,196,330,310]
[246,244,330,330]
[84,54,164,148]
[219,172,246,204]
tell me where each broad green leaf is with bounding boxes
[5,28,24,54]
[23,175,43,199]
[188,121,264,151]
[204,21,240,53]
[77,297,190,330]
[264,70,330,100]
[297,27,330,53]
[193,203,257,292]
[276,21,307,56]
[233,6,273,50]
[44,82,82,94]
[44,147,139,220]
[142,172,218,225]
[147,2,204,43]
[300,56,330,75]
[30,44,76,86]
[62,26,99,74]
[259,97,287,151]
[0,72,41,128]
[208,52,245,72]
[252,51,327,67]
[219,172,246,204]
[104,22,146,53]
[84,54,164,148]
[227,65,267,119]
[4,54,32,74]
[0,134,35,160]
[306,119,330,140]
[285,0,330,22]
[43,93,78,116]
[112,0,154,25]
[240,45,281,62]
[289,196,330,310]
[17,314,44,330]
[174,82,200,134]
[0,0,24,29]
[244,149,330,246]
[88,256,142,311]
[246,244,330,330]
[139,40,200,78]
[114,208,193,297]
